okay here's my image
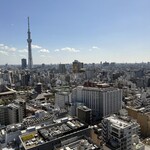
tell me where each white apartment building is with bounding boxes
[72,85,122,119]
[102,115,144,150]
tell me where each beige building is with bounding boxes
[126,106,150,137]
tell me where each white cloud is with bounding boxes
[0,44,16,52]
[61,47,80,52]
[32,44,42,49]
[89,46,100,51]
[54,49,60,52]
[39,49,49,53]
[4,46,9,49]
[40,55,46,58]
[8,47,16,52]
[31,44,50,54]
[0,51,8,55]
[18,49,28,53]
[92,46,99,49]
[11,53,16,57]
[0,44,4,47]
[54,47,80,53]
[19,54,26,58]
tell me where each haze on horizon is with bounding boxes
[0,0,150,65]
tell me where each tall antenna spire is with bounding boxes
[28,16,30,31]
[27,16,33,69]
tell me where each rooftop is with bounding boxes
[127,106,150,115]
[35,92,53,100]
[77,85,120,92]
[23,113,54,127]
[39,119,85,141]
[78,106,91,111]
[20,119,87,149]
[105,115,134,129]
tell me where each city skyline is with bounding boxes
[0,0,150,65]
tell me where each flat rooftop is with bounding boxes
[20,131,41,149]
[77,86,120,92]
[78,106,91,111]
[20,119,87,150]
[39,119,85,141]
[23,114,54,127]
[106,115,132,129]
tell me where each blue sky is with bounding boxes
[0,0,150,64]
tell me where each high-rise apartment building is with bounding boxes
[72,84,122,120]
[21,73,30,86]
[0,105,9,125]
[21,58,27,69]
[15,99,26,118]
[7,104,23,124]
[0,103,24,125]
[102,115,144,150]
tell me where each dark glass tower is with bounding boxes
[27,17,33,69]
[21,58,27,69]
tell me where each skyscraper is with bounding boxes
[21,58,27,69]
[72,60,83,73]
[27,17,33,69]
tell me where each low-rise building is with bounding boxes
[20,118,90,150]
